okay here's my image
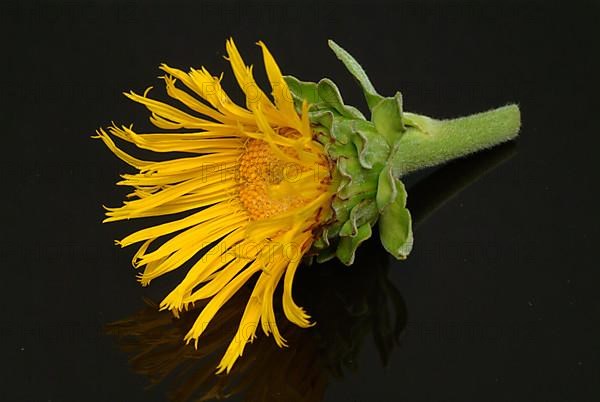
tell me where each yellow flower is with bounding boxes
[95,39,335,373]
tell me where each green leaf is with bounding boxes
[336,223,373,265]
[328,40,383,109]
[371,92,405,144]
[379,179,413,260]
[376,165,397,212]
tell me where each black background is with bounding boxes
[1,1,599,401]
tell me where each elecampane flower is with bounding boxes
[96,39,334,373]
[97,38,520,374]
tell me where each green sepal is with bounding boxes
[379,179,413,260]
[329,193,369,238]
[284,75,365,120]
[376,165,397,212]
[336,223,373,266]
[335,157,378,200]
[328,40,383,109]
[312,227,330,249]
[315,246,337,263]
[351,120,390,169]
[339,199,379,237]
[371,92,405,144]
[317,79,365,120]
[329,116,355,145]
[283,75,320,104]
[313,227,338,263]
[309,109,334,131]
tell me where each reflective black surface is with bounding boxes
[2,1,599,401]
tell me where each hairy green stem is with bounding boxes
[391,104,521,177]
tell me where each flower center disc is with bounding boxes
[238,136,309,220]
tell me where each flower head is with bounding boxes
[96,39,335,373]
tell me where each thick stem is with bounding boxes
[391,104,521,177]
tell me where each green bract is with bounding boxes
[284,40,414,265]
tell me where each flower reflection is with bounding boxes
[106,142,515,401]
[107,234,404,401]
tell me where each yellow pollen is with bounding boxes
[238,133,310,220]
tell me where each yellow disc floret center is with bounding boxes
[238,132,310,221]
